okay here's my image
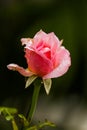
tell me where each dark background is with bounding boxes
[0,0,87,130]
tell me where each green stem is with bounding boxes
[12,119,18,130]
[27,78,41,123]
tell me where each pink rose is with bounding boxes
[7,30,71,79]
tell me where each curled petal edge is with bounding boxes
[21,38,33,46]
[7,64,34,77]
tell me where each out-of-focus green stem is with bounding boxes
[12,119,18,130]
[27,78,41,123]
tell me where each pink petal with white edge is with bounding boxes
[34,30,47,42]
[43,49,71,79]
[21,38,33,46]
[7,64,34,77]
[47,32,62,47]
[34,30,61,48]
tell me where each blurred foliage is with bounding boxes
[0,106,55,130]
[0,0,87,129]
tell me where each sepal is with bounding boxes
[43,78,52,94]
[25,75,38,88]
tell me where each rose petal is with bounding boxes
[7,63,34,77]
[33,30,55,48]
[34,30,47,43]
[33,30,62,57]
[25,49,53,77]
[21,38,33,46]
[47,32,62,47]
[43,48,71,79]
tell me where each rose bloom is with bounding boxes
[7,30,71,79]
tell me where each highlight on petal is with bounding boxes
[7,64,34,77]
[43,48,71,79]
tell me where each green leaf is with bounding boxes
[25,120,56,130]
[39,120,56,128]
[0,107,18,114]
[0,107,18,122]
[18,114,29,127]
[43,78,52,94]
[25,75,38,88]
[25,125,37,130]
[5,115,13,121]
